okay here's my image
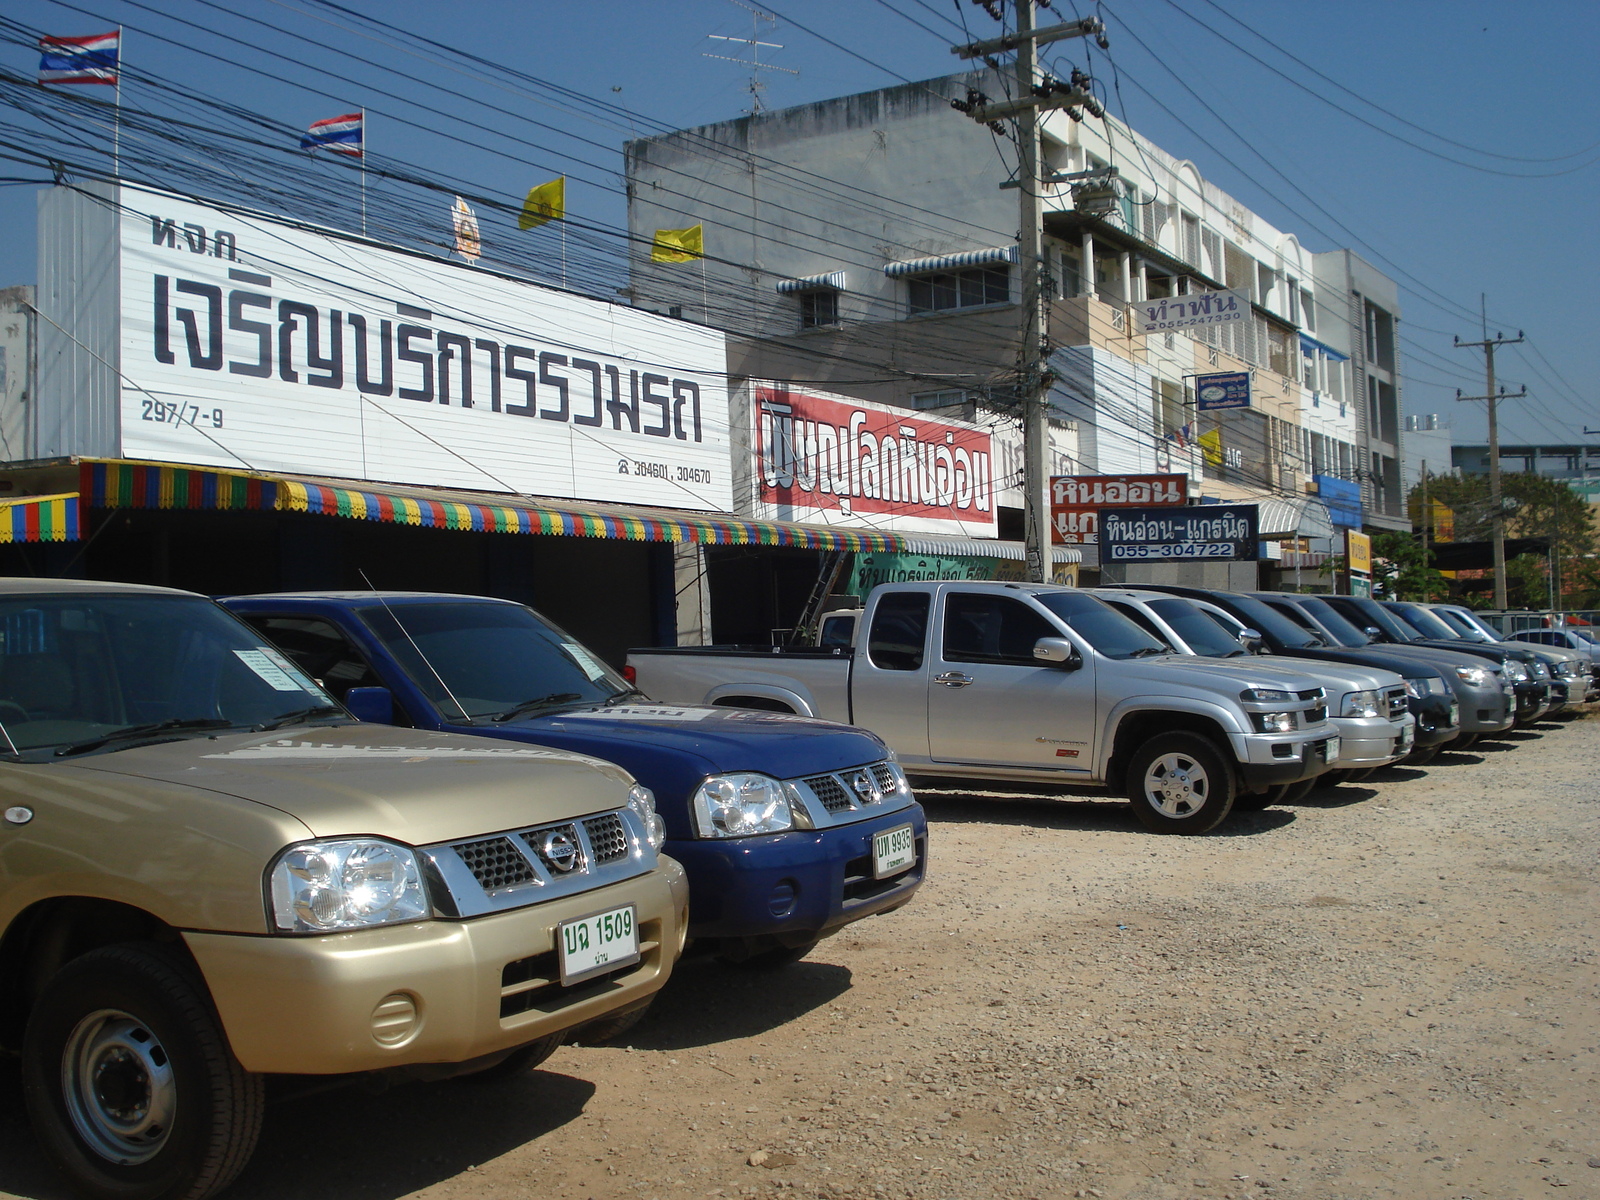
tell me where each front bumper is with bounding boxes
[666,802,927,942]
[1234,729,1340,790]
[187,859,689,1075]
[1453,682,1514,733]
[1513,681,1552,722]
[1330,713,1413,768]
[1408,693,1459,747]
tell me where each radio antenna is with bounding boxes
[357,568,473,722]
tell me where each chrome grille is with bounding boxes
[805,772,854,813]
[1385,689,1408,720]
[583,813,628,863]
[455,836,538,892]
[522,823,584,874]
[870,762,899,792]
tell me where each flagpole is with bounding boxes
[701,256,708,323]
[112,25,123,180]
[560,220,567,288]
[359,107,367,237]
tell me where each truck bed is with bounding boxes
[627,645,854,723]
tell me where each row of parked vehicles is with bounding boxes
[0,575,1590,1200]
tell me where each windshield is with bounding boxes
[1292,598,1372,648]
[1337,596,1420,643]
[1434,607,1495,642]
[359,602,632,721]
[1390,603,1460,640]
[1145,598,1244,657]
[0,594,336,759]
[1032,592,1168,660]
[1213,593,1324,650]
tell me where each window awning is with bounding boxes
[1298,333,1349,362]
[883,245,1018,277]
[895,534,1081,563]
[77,459,909,552]
[1258,496,1336,543]
[775,271,846,294]
[0,492,79,544]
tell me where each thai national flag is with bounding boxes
[300,112,362,157]
[38,31,120,86]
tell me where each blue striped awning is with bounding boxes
[883,245,1018,277]
[775,271,846,294]
[1299,333,1350,362]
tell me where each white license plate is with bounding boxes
[873,824,917,879]
[1321,736,1341,762]
[1398,723,1414,750]
[557,904,640,986]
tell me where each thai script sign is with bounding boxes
[1050,473,1187,545]
[1194,371,1251,411]
[105,187,732,509]
[1134,289,1250,336]
[1100,503,1259,562]
[751,383,996,536]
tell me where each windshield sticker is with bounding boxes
[559,706,714,723]
[562,643,612,682]
[234,648,312,692]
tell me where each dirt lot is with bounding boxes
[2,715,1596,1200]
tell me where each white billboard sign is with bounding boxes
[113,188,731,510]
[1133,288,1250,336]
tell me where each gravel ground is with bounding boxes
[1,713,1595,1200]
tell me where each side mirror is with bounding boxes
[344,686,395,724]
[1363,625,1384,640]
[1032,637,1082,670]
[1236,627,1264,654]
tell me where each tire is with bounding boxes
[1236,775,1318,812]
[22,944,264,1200]
[716,940,820,970]
[1339,767,1377,783]
[1404,744,1441,767]
[1448,733,1478,751]
[1124,732,1236,834]
[566,998,654,1047]
[453,1032,565,1083]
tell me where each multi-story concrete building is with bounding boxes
[626,68,1408,586]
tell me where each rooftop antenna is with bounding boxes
[704,0,798,114]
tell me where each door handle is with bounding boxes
[933,671,974,688]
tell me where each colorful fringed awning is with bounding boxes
[0,493,79,544]
[78,460,902,552]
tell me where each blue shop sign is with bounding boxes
[1315,474,1363,529]
[1195,371,1251,411]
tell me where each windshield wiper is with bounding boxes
[1128,646,1169,658]
[603,688,649,706]
[492,692,584,722]
[256,704,347,731]
[54,718,236,758]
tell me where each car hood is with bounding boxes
[1123,655,1325,696]
[465,702,889,781]
[1239,655,1403,697]
[70,723,638,846]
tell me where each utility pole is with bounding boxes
[952,5,1105,582]
[1454,300,1524,609]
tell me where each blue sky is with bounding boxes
[1,0,1594,448]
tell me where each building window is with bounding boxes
[906,265,1010,314]
[798,289,838,329]
[910,389,970,410]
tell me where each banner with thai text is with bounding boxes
[1050,473,1187,545]
[1101,503,1259,562]
[1134,289,1250,336]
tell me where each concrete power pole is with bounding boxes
[952,5,1106,582]
[1454,301,1525,609]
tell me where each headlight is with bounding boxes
[1340,689,1382,718]
[1500,662,1527,683]
[1241,688,1296,703]
[1530,661,1549,680]
[628,783,667,851]
[269,839,427,933]
[1455,666,1491,686]
[1402,676,1441,698]
[1559,660,1582,678]
[1253,711,1296,733]
[691,773,802,838]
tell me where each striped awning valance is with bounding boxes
[895,535,1081,563]
[78,460,902,552]
[0,492,79,544]
[883,245,1018,277]
[775,271,846,294]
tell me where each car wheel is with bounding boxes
[1447,733,1477,751]
[1404,744,1441,766]
[453,1033,566,1083]
[1125,732,1236,834]
[22,944,264,1200]
[566,999,654,1046]
[716,940,820,970]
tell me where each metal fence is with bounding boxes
[1475,610,1600,635]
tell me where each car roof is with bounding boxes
[0,577,200,599]
[223,591,520,605]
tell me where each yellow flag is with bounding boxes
[651,224,704,263]
[1198,427,1222,466]
[519,177,565,230]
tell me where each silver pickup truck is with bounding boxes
[629,582,1341,835]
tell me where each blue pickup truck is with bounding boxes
[221,592,927,984]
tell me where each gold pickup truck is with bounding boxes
[0,579,688,1200]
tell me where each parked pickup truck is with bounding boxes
[221,592,925,970]
[0,579,687,1200]
[629,581,1342,835]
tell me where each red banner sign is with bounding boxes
[753,384,997,535]
[1050,473,1188,544]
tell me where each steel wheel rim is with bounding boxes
[61,1008,176,1165]
[1143,752,1209,819]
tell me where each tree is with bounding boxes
[1369,531,1449,601]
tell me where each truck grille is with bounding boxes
[804,773,854,813]
[1384,688,1408,720]
[422,808,650,918]
[788,760,914,828]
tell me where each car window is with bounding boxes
[243,615,384,700]
[1145,598,1243,657]
[818,613,856,648]
[943,593,1062,666]
[867,592,930,672]
[1032,591,1167,660]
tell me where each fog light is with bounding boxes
[371,992,420,1047]
[768,880,799,918]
